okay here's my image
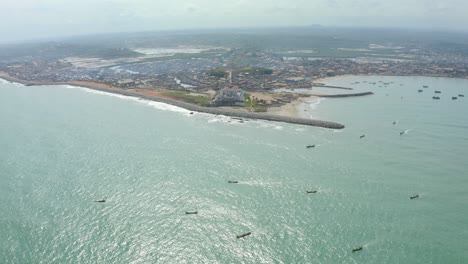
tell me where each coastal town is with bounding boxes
[1,31,468,113]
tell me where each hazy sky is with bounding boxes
[1,0,467,42]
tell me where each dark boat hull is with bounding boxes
[236,232,252,239]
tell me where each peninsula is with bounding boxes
[2,27,467,129]
[0,74,345,129]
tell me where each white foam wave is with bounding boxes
[0,78,26,86]
[308,98,325,110]
[0,78,11,84]
[207,115,230,123]
[255,121,285,131]
[207,115,245,125]
[65,85,190,114]
[12,82,25,87]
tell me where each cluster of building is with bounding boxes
[211,86,245,107]
[1,48,468,107]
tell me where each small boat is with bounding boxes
[360,135,366,139]
[432,96,440,100]
[410,194,419,200]
[228,180,239,184]
[94,199,106,203]
[236,232,252,239]
[352,246,364,252]
[459,94,464,97]
[186,211,198,215]
[306,145,315,149]
[435,91,441,94]
[393,121,397,125]
[306,190,318,194]
[423,85,429,88]
[452,97,457,100]
[418,90,423,92]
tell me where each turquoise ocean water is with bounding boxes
[0,76,467,263]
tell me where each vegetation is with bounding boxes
[209,67,228,78]
[244,94,253,107]
[160,91,211,105]
[244,94,267,112]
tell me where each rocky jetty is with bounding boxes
[316,92,374,98]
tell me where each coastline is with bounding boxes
[0,74,345,129]
[267,97,309,119]
[314,74,468,84]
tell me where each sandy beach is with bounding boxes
[267,96,315,119]
[0,72,369,122]
[0,74,345,129]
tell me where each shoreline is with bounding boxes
[0,74,345,130]
[314,74,468,84]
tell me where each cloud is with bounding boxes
[1,0,467,42]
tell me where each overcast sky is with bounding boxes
[1,0,467,42]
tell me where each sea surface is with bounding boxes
[0,76,467,263]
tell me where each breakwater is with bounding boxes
[0,75,345,129]
[84,86,346,129]
[314,92,374,98]
[312,84,354,90]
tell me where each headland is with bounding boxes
[0,74,346,129]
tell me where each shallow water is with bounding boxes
[0,76,467,263]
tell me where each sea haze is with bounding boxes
[0,76,467,263]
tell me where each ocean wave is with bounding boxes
[207,115,234,124]
[65,85,190,114]
[308,98,325,110]
[0,78,26,87]
[12,82,25,87]
[255,121,284,131]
